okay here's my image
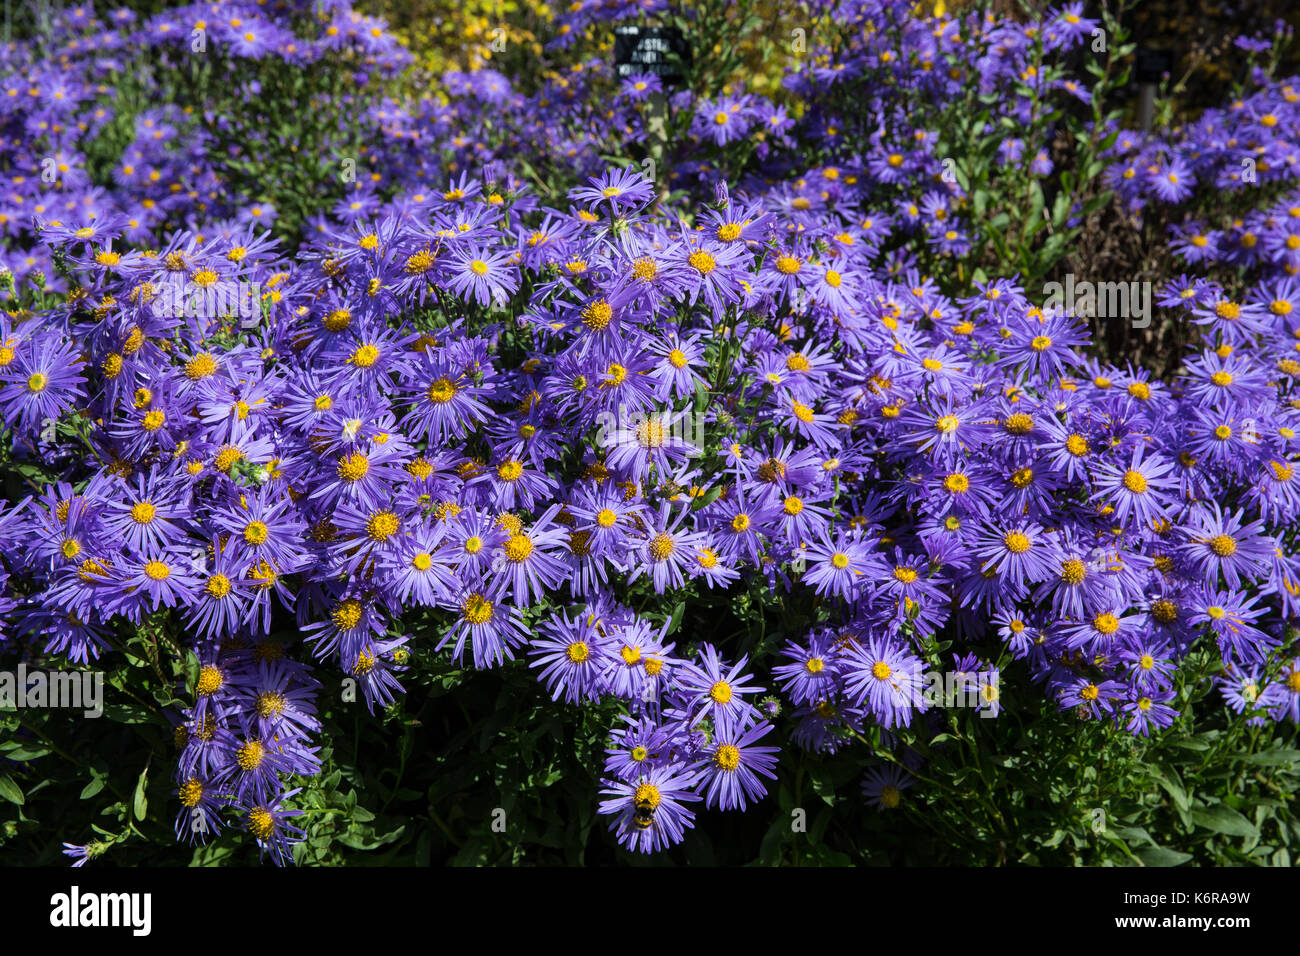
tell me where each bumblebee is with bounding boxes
[632,797,656,830]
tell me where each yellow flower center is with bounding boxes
[427,378,457,404]
[214,445,243,473]
[634,783,661,809]
[351,344,380,368]
[648,532,675,560]
[1003,412,1034,435]
[366,511,400,541]
[1208,534,1237,557]
[504,534,534,562]
[1003,531,1031,553]
[196,666,224,696]
[689,250,717,274]
[323,308,352,331]
[582,300,613,330]
[943,473,969,494]
[236,739,265,771]
[636,418,666,448]
[1061,558,1086,585]
[184,353,217,380]
[462,593,494,625]
[337,452,369,482]
[715,744,741,771]
[332,599,363,631]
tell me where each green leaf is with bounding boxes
[1028,182,1045,226]
[758,815,788,865]
[132,767,149,821]
[79,776,106,800]
[1149,768,1189,814]
[1136,846,1193,867]
[0,773,24,805]
[1051,192,1072,229]
[691,485,723,512]
[693,379,710,413]
[1243,749,1300,767]
[1190,805,1257,839]
[1115,826,1156,846]
[0,744,50,761]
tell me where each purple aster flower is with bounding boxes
[627,502,704,594]
[568,167,656,216]
[975,521,1055,588]
[0,333,86,437]
[841,637,925,729]
[801,531,876,600]
[175,775,226,845]
[445,245,519,307]
[677,644,764,735]
[437,583,529,669]
[1216,667,1276,725]
[694,721,779,811]
[1057,677,1125,720]
[861,763,916,810]
[244,787,307,867]
[773,631,842,705]
[1089,446,1179,531]
[1177,503,1273,590]
[598,764,700,854]
[1121,688,1179,736]
[1267,660,1300,724]
[529,608,609,704]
